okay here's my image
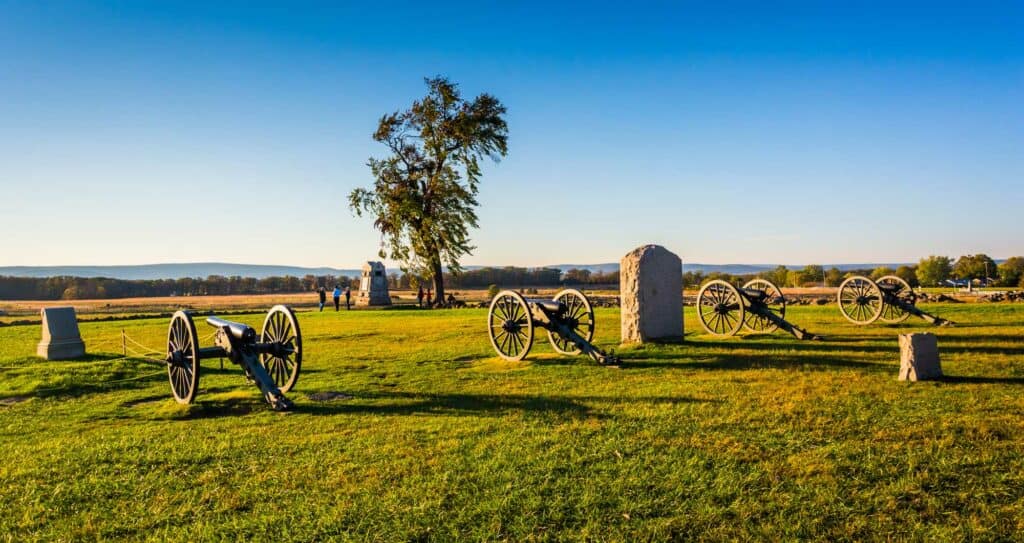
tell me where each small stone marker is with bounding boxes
[620,244,683,343]
[37,307,86,360]
[898,333,942,381]
[355,261,392,306]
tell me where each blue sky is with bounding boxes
[1,2,1021,268]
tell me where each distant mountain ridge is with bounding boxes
[0,263,362,281]
[0,261,920,280]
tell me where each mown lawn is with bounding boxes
[1,303,1022,541]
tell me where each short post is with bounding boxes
[898,333,942,381]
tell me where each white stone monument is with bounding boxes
[898,333,942,381]
[37,307,86,360]
[356,261,392,306]
[620,244,683,344]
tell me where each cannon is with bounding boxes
[487,289,619,364]
[165,305,302,410]
[697,279,821,340]
[837,275,952,326]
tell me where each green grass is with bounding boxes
[1,303,1023,541]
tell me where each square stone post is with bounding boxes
[37,307,86,360]
[620,245,683,343]
[898,333,942,381]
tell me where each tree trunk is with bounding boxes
[430,258,445,308]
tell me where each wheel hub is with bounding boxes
[167,350,185,367]
[502,319,521,333]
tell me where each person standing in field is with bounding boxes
[332,285,341,311]
[317,287,326,312]
[344,285,352,310]
[417,286,424,308]
[426,287,433,308]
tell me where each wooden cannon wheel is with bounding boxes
[876,275,915,323]
[837,275,884,325]
[488,290,534,361]
[697,280,746,337]
[741,278,785,333]
[166,310,200,404]
[547,289,595,355]
[259,305,303,392]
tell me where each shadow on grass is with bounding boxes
[299,390,594,417]
[620,351,889,372]
[697,338,1024,357]
[296,390,714,417]
[940,375,1024,386]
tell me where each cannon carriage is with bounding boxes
[697,279,821,340]
[837,275,952,326]
[165,305,302,410]
[487,289,618,364]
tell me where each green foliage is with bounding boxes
[0,303,1022,539]
[349,77,508,302]
[786,269,809,287]
[563,268,592,284]
[486,284,499,299]
[894,265,919,287]
[682,271,706,288]
[917,255,953,286]
[998,257,1024,287]
[801,265,824,285]
[824,267,842,287]
[870,266,895,280]
[953,254,997,281]
[768,265,789,288]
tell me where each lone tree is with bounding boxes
[350,77,508,305]
[917,255,952,286]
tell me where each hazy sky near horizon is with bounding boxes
[2,2,1021,268]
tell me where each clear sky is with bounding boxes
[2,1,1021,268]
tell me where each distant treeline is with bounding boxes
[0,274,356,301]
[5,255,1019,300]
[684,254,1024,289]
[410,267,618,289]
[0,267,618,300]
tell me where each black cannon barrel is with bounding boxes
[206,316,256,342]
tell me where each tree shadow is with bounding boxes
[621,352,888,373]
[296,390,714,417]
[298,390,594,417]
[14,371,168,400]
[939,375,1024,386]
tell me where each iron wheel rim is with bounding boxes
[876,275,914,323]
[837,276,883,325]
[697,280,746,337]
[488,290,534,361]
[547,289,595,355]
[741,278,785,333]
[166,311,200,404]
[260,305,302,392]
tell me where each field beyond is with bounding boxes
[1,302,1023,540]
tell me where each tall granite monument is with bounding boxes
[620,244,683,343]
[356,261,392,306]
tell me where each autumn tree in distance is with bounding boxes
[350,77,509,305]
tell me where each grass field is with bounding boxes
[1,302,1022,541]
